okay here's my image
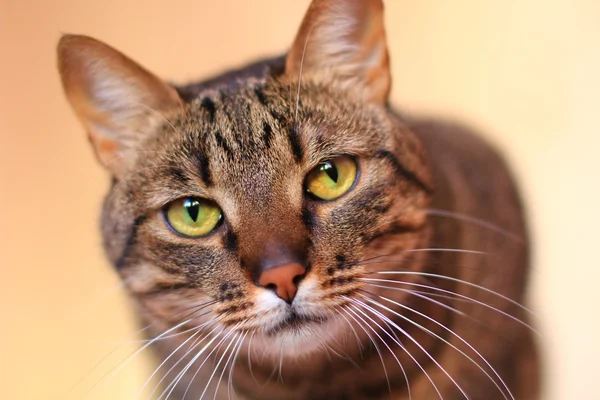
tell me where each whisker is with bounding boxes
[95,149,164,175]
[112,306,218,345]
[337,309,365,356]
[86,314,205,399]
[426,208,524,244]
[349,298,469,399]
[358,292,513,400]
[158,327,225,400]
[246,331,259,385]
[278,341,284,383]
[172,323,240,400]
[67,301,214,398]
[361,281,470,317]
[141,318,221,400]
[228,331,248,400]
[293,22,316,127]
[342,307,394,398]
[361,277,538,333]
[172,326,235,400]
[360,283,504,332]
[352,248,488,268]
[200,332,241,400]
[127,99,183,137]
[77,281,127,316]
[346,303,444,400]
[367,272,534,315]
[321,314,362,369]
[402,289,476,304]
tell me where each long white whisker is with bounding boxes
[344,306,410,400]
[145,320,222,400]
[136,319,215,399]
[355,248,488,268]
[369,272,535,315]
[401,289,475,304]
[278,341,284,383]
[361,281,470,317]
[359,293,513,400]
[88,316,197,399]
[426,208,524,243]
[173,324,240,400]
[293,23,316,126]
[337,309,365,356]
[342,308,393,398]
[361,278,538,333]
[119,308,217,345]
[71,302,213,398]
[228,331,248,400]
[201,332,241,400]
[159,325,234,400]
[349,298,470,399]
[216,333,244,400]
[246,332,259,385]
[127,99,182,137]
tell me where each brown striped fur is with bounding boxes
[57,0,539,398]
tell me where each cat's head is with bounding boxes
[58,0,432,357]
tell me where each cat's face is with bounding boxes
[58,0,432,357]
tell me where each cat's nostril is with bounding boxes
[257,262,306,304]
[292,273,304,286]
[264,283,277,291]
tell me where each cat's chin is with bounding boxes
[252,314,345,359]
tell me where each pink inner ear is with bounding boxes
[284,0,391,105]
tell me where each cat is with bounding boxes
[57,0,539,399]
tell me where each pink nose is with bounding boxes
[258,262,306,303]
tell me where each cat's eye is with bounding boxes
[305,156,358,201]
[164,197,222,237]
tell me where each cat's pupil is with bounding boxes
[184,199,200,222]
[321,162,338,183]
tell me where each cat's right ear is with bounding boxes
[57,35,182,176]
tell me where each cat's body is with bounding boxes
[58,0,539,399]
[149,61,539,399]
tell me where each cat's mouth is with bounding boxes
[265,310,328,336]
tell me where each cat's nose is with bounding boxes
[257,262,306,304]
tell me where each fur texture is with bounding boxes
[58,0,539,398]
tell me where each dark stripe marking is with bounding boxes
[269,109,286,124]
[115,215,147,270]
[287,124,304,162]
[195,152,213,186]
[200,97,216,122]
[214,130,233,157]
[224,230,239,254]
[300,206,316,232]
[142,282,196,296]
[365,222,423,244]
[375,150,433,193]
[254,86,268,105]
[167,166,192,185]
[262,121,273,148]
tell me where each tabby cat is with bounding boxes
[57,0,539,398]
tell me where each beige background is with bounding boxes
[1,0,598,399]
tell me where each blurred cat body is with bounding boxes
[58,0,539,398]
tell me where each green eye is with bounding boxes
[165,197,222,237]
[305,156,358,201]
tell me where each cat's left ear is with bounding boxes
[285,0,391,106]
